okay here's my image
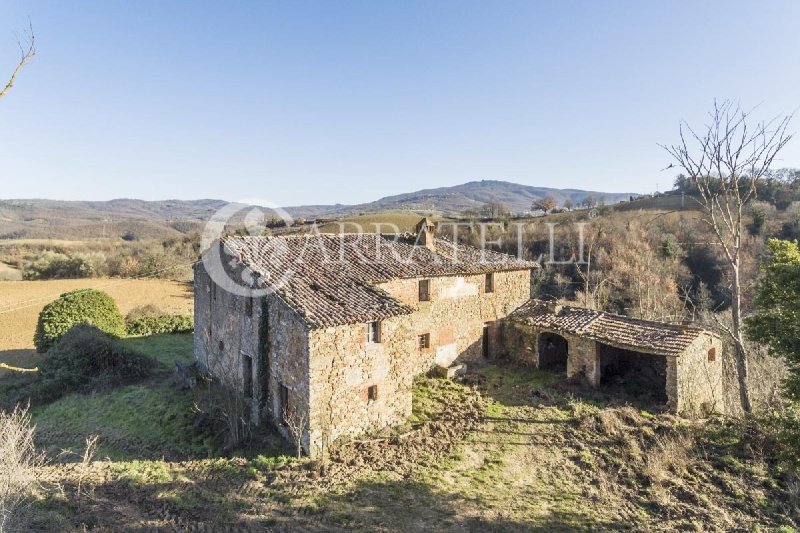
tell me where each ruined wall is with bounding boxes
[672,333,724,416]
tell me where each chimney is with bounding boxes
[543,299,563,315]
[416,218,436,250]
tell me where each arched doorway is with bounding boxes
[538,332,568,372]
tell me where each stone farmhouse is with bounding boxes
[194,219,534,455]
[194,219,723,455]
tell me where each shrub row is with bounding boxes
[126,314,194,336]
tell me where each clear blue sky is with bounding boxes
[1,1,799,206]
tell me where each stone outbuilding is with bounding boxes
[194,222,536,456]
[500,300,724,416]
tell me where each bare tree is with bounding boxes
[562,198,573,211]
[0,22,35,101]
[282,406,308,459]
[661,100,793,414]
[532,196,557,214]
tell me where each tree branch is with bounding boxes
[0,22,35,100]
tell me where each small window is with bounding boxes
[242,353,253,398]
[418,333,430,350]
[245,297,253,317]
[708,347,716,362]
[485,272,494,293]
[212,282,217,301]
[279,383,289,423]
[218,340,224,352]
[366,321,381,343]
[368,385,378,401]
[418,279,430,301]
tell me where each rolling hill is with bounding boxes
[0,181,637,240]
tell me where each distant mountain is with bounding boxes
[284,180,635,217]
[0,181,637,239]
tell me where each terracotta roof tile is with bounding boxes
[508,299,710,357]
[220,233,536,329]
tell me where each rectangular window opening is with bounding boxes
[242,353,253,398]
[245,297,253,317]
[279,383,289,424]
[418,333,430,350]
[368,385,378,401]
[708,347,716,362]
[366,321,381,343]
[418,279,430,302]
[485,272,494,293]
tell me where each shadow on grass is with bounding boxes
[33,471,633,532]
[308,477,632,532]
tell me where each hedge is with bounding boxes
[34,289,126,353]
[126,314,194,336]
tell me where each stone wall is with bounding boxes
[672,332,724,416]
[194,250,312,438]
[307,315,415,456]
[303,269,532,455]
[378,269,531,367]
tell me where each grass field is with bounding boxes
[5,334,794,531]
[0,278,193,372]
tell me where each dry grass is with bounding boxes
[642,432,694,504]
[0,279,192,373]
[0,263,21,282]
[0,405,44,532]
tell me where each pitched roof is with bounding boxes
[507,299,710,357]
[220,233,537,330]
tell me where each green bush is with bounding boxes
[23,251,105,280]
[126,314,194,336]
[34,289,126,353]
[27,325,154,405]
